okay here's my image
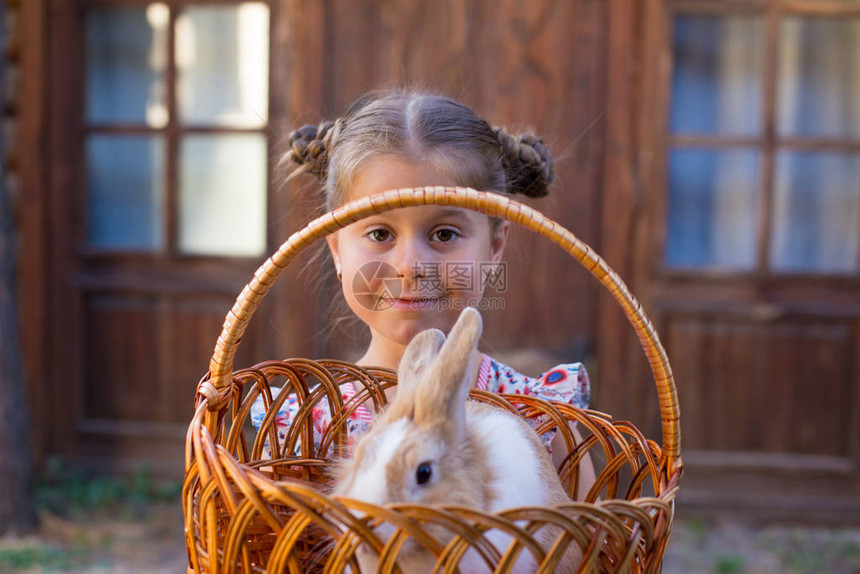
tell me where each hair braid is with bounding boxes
[494,127,554,198]
[284,120,341,180]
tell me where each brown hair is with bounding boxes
[283,90,554,211]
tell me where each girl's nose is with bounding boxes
[390,237,434,282]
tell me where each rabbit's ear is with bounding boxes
[397,328,446,393]
[414,307,482,438]
[384,328,446,423]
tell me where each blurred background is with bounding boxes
[2,0,860,571]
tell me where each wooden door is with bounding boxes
[603,0,860,521]
[45,0,283,474]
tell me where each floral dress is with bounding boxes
[250,354,590,457]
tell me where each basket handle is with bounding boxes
[199,187,680,463]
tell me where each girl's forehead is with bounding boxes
[365,205,479,223]
[345,157,489,225]
[348,157,459,198]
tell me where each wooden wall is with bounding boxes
[16,0,611,473]
[15,0,859,521]
[600,0,860,522]
[275,0,609,363]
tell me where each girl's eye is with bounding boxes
[367,229,392,242]
[431,228,458,242]
[416,462,432,485]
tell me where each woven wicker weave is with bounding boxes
[183,186,682,573]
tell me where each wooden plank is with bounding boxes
[157,295,265,423]
[672,134,860,151]
[16,0,48,460]
[83,124,268,134]
[633,0,675,441]
[682,449,856,473]
[464,0,608,358]
[850,319,860,467]
[598,0,640,419]
[668,317,705,448]
[765,320,797,451]
[679,449,860,524]
[666,315,854,455]
[77,419,187,440]
[792,322,852,455]
[72,268,254,296]
[756,1,778,274]
[270,0,330,359]
[83,295,160,422]
[47,0,85,455]
[329,0,375,108]
[74,434,184,478]
[308,0,609,366]
[81,292,266,428]
[540,0,606,358]
[781,2,860,17]
[669,1,767,14]
[79,0,252,6]
[678,489,860,525]
[671,0,860,17]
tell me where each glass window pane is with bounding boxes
[178,135,267,257]
[770,152,860,274]
[778,17,860,138]
[86,135,165,251]
[665,148,760,269]
[176,4,269,127]
[86,4,169,127]
[671,16,763,136]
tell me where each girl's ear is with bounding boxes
[489,221,510,264]
[414,308,482,438]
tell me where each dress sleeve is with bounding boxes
[522,363,590,453]
[531,362,590,410]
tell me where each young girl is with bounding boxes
[252,89,592,487]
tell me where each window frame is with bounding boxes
[656,0,860,282]
[79,0,274,262]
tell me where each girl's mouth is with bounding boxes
[382,296,440,310]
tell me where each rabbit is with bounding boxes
[333,307,581,573]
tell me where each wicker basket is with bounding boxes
[183,186,682,573]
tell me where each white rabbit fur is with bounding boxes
[334,307,580,572]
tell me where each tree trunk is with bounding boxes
[0,0,39,534]
[0,190,39,535]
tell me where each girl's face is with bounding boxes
[327,157,509,356]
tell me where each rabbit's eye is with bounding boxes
[416,462,432,485]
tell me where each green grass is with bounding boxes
[688,517,708,542]
[758,525,860,574]
[0,546,87,570]
[0,458,184,572]
[35,457,182,518]
[714,555,745,573]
